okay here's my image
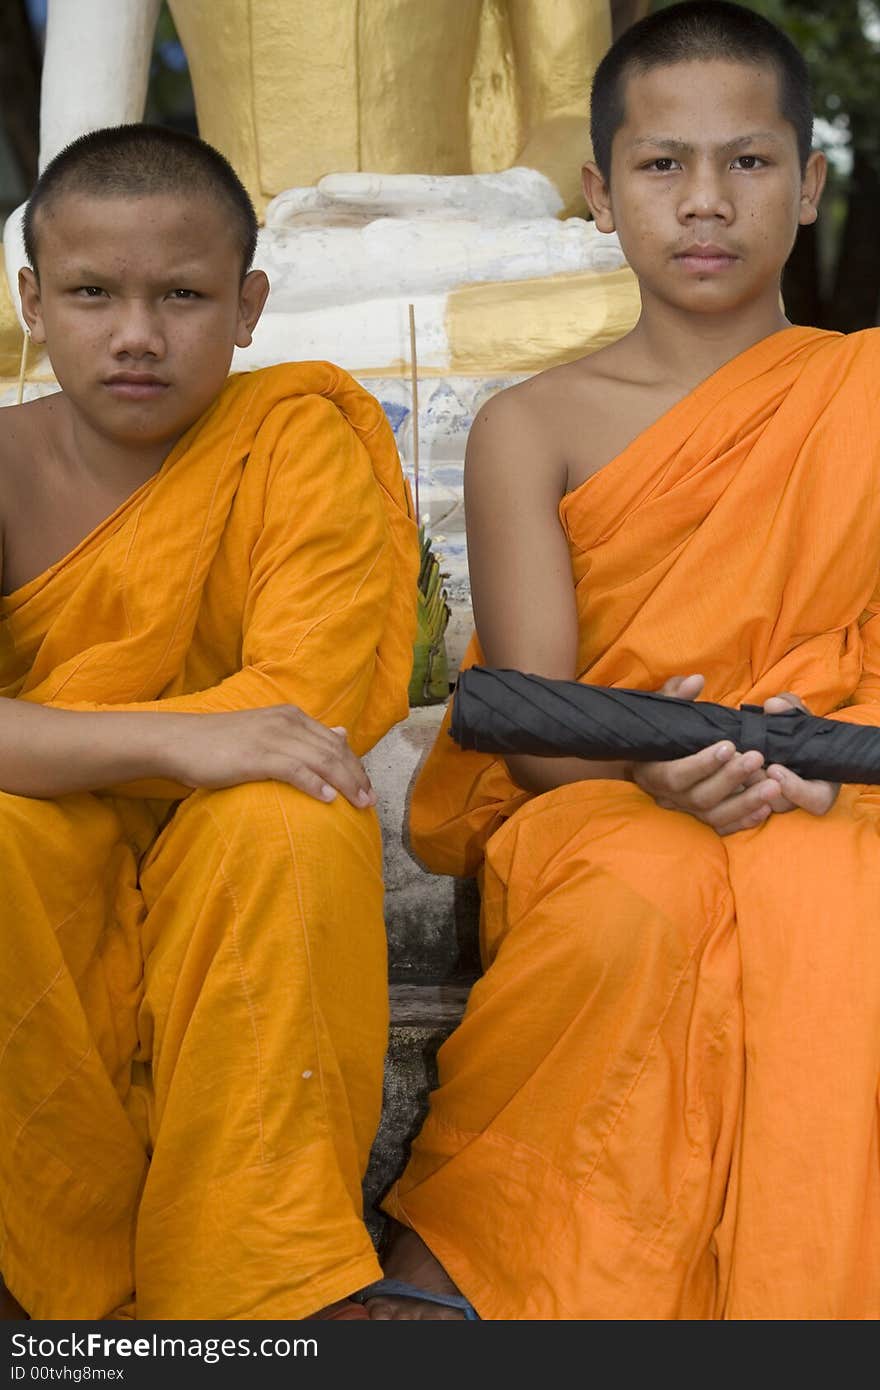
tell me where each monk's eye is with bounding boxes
[645,158,680,173]
[75,286,107,298]
[167,288,200,300]
[731,155,766,170]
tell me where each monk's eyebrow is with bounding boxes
[630,132,784,154]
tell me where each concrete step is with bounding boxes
[364,979,475,1241]
[366,707,481,981]
[362,700,482,1239]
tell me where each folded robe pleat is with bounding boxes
[389,326,880,1319]
[0,362,418,1319]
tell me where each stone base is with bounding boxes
[364,981,474,1242]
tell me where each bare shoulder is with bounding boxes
[0,401,31,512]
[468,336,643,494]
[0,394,65,525]
[0,394,59,473]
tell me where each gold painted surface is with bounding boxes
[447,265,641,374]
[507,0,612,215]
[168,0,264,214]
[0,266,25,378]
[359,0,483,174]
[468,0,523,174]
[164,1,612,214]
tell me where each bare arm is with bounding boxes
[0,432,372,808]
[464,385,630,795]
[0,698,374,807]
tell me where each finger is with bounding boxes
[766,765,838,816]
[286,765,341,803]
[763,692,807,714]
[652,743,764,802]
[741,766,769,789]
[686,749,766,812]
[288,757,376,808]
[638,739,738,796]
[282,717,374,798]
[657,673,705,699]
[704,775,781,830]
[308,745,378,807]
[716,804,774,835]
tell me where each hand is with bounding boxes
[631,674,781,836]
[3,203,28,331]
[761,692,839,818]
[265,168,563,229]
[169,706,376,808]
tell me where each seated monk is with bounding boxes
[360,0,880,1319]
[0,124,418,1320]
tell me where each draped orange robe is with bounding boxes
[390,325,880,1319]
[0,362,418,1320]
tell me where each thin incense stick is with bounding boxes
[408,302,420,524]
[15,332,28,406]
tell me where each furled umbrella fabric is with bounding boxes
[451,667,880,784]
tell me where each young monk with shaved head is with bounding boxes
[0,124,418,1320]
[360,0,880,1320]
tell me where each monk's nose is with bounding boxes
[677,167,734,223]
[110,302,165,358]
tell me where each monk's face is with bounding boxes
[584,59,825,320]
[19,192,268,453]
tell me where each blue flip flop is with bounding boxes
[353,1277,480,1319]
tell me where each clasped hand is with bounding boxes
[630,674,839,836]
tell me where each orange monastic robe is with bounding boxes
[0,362,418,1320]
[390,326,880,1319]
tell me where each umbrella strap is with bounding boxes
[739,704,767,758]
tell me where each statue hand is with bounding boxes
[266,168,563,230]
[2,204,28,332]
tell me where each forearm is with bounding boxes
[505,751,633,794]
[0,697,191,798]
[51,659,377,754]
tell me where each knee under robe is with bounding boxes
[390,325,880,1319]
[0,362,418,1319]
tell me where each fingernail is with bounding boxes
[321,784,337,801]
[356,789,371,806]
[715,743,733,761]
[331,726,347,736]
[768,767,784,782]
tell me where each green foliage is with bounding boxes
[650,0,880,174]
[761,0,880,172]
[144,3,197,132]
[409,527,451,707]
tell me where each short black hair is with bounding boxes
[590,0,813,181]
[23,123,259,278]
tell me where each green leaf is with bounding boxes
[409,526,452,706]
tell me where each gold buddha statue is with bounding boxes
[1,0,646,382]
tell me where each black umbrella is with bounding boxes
[450,667,880,783]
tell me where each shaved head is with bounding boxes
[590,0,813,181]
[24,124,259,279]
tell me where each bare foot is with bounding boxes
[0,1277,27,1320]
[365,1222,468,1320]
[307,1297,370,1320]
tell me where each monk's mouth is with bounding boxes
[103,378,170,400]
[675,251,739,274]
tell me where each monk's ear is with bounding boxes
[798,150,827,228]
[236,268,270,348]
[18,267,46,344]
[582,161,615,233]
